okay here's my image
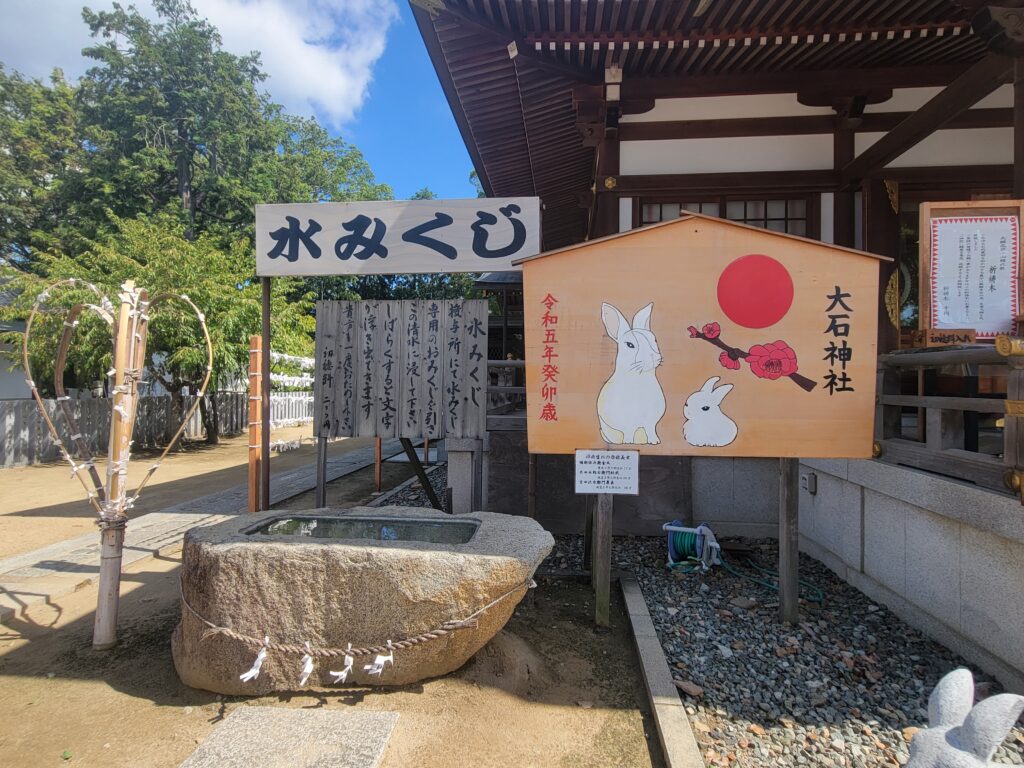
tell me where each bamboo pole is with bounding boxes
[94,281,149,650]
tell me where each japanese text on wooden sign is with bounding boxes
[574,450,639,495]
[520,216,881,458]
[313,300,488,439]
[256,199,540,276]
[929,216,1019,338]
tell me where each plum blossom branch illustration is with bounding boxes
[687,322,817,392]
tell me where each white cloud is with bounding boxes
[0,0,397,127]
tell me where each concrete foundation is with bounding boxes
[485,431,1024,692]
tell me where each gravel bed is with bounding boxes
[543,534,1024,767]
[375,465,448,508]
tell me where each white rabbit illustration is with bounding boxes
[906,667,1024,768]
[597,302,666,445]
[683,376,738,448]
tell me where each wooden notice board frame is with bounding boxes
[919,199,1024,340]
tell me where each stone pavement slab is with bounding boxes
[178,707,398,768]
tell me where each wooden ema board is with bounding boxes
[918,199,1023,340]
[521,216,882,458]
[314,299,487,439]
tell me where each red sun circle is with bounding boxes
[716,253,794,329]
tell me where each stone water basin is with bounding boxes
[172,506,553,694]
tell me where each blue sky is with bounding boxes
[0,0,476,200]
[350,3,476,199]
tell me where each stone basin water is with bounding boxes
[250,514,479,544]
[172,506,553,694]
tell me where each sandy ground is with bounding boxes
[0,426,400,560]
[0,548,663,768]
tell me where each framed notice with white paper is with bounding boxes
[575,449,639,495]
[920,200,1023,339]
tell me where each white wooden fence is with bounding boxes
[270,391,314,427]
[1,390,315,468]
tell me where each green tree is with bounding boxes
[410,186,436,200]
[0,67,82,266]
[469,169,485,198]
[75,0,277,241]
[1,213,312,441]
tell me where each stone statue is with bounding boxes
[907,668,1023,767]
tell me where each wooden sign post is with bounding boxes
[518,214,884,625]
[575,449,639,625]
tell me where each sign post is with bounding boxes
[575,449,639,626]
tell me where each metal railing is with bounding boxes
[875,341,1022,495]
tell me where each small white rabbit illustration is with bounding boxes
[597,302,666,445]
[683,376,737,447]
[906,667,1024,768]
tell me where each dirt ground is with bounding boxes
[0,549,663,768]
[0,426,402,559]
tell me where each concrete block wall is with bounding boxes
[800,458,1024,693]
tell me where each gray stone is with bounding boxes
[863,489,907,596]
[178,707,398,768]
[904,506,961,631]
[172,506,553,695]
[906,668,1024,768]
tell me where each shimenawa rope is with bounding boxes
[179,577,536,658]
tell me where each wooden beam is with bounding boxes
[400,437,444,511]
[593,493,613,627]
[834,127,856,247]
[613,169,838,194]
[622,63,971,100]
[411,5,496,195]
[1015,57,1024,197]
[525,21,971,48]
[842,54,1014,185]
[617,109,1013,142]
[778,458,800,625]
[439,6,599,84]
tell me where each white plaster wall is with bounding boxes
[855,128,1013,168]
[620,93,833,122]
[870,84,1013,113]
[619,197,633,233]
[620,87,1014,124]
[819,192,835,244]
[617,88,1013,176]
[621,134,834,175]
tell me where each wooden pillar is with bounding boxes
[374,436,383,493]
[778,458,800,625]
[1015,57,1024,198]
[863,179,901,353]
[527,452,537,518]
[591,134,620,238]
[247,334,262,513]
[260,278,272,511]
[593,493,613,627]
[315,436,328,507]
[834,128,856,248]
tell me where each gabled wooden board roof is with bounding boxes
[413,0,987,248]
[511,212,894,265]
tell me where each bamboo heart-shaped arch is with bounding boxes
[21,278,213,524]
